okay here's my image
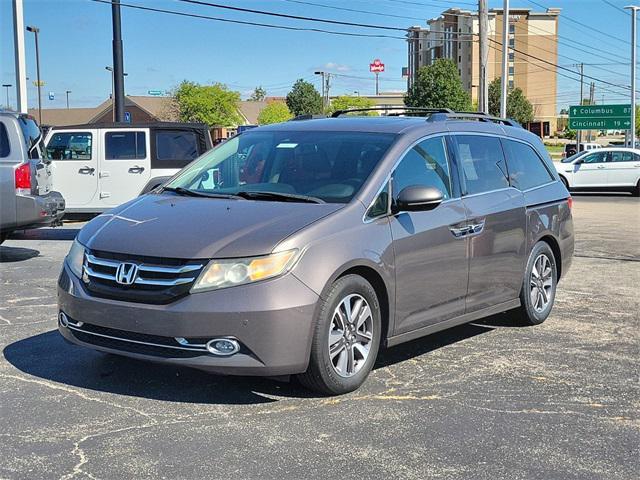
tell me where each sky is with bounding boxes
[0,0,636,112]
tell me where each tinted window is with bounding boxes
[582,151,607,163]
[453,135,509,195]
[46,132,92,160]
[155,130,199,162]
[392,136,452,199]
[503,139,554,190]
[18,116,41,158]
[366,182,390,219]
[166,130,396,204]
[0,123,9,158]
[105,131,146,160]
[609,151,635,162]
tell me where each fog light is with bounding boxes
[59,312,69,327]
[206,338,240,356]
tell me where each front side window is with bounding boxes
[453,135,509,195]
[582,152,607,164]
[503,139,554,190]
[165,130,396,204]
[46,132,92,160]
[392,136,452,199]
[105,131,146,160]
[366,182,390,219]
[155,130,199,168]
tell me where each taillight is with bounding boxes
[567,196,573,210]
[15,163,32,193]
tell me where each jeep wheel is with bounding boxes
[297,275,381,395]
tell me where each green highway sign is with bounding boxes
[569,104,632,130]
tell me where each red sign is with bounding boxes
[369,59,385,73]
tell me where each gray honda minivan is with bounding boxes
[58,109,574,394]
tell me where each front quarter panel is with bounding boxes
[276,202,396,335]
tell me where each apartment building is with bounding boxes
[407,7,560,135]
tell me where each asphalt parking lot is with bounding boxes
[1,194,638,480]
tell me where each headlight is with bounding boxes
[66,239,85,278]
[191,250,298,292]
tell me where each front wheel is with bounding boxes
[511,242,558,326]
[297,275,381,395]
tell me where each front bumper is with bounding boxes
[57,264,319,376]
[14,191,65,230]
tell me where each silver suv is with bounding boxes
[0,111,64,243]
[58,109,574,394]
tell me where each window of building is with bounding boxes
[105,131,146,160]
[0,122,10,158]
[509,37,515,47]
[509,66,514,75]
[392,136,452,199]
[509,52,515,61]
[45,132,92,160]
[509,80,514,89]
[509,24,515,34]
[453,135,509,195]
[503,139,554,190]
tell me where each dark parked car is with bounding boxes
[58,109,574,394]
[0,111,64,244]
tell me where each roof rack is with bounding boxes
[289,114,327,121]
[331,107,453,118]
[427,111,521,127]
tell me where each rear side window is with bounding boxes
[392,136,452,199]
[503,139,554,190]
[46,132,92,160]
[0,123,9,158]
[154,130,199,169]
[105,131,146,160]
[18,116,41,159]
[609,151,635,162]
[453,135,509,195]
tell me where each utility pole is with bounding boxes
[588,81,595,141]
[499,0,509,118]
[111,0,125,123]
[478,0,488,113]
[65,90,71,109]
[12,0,28,113]
[325,73,331,108]
[26,26,42,125]
[625,6,638,148]
[314,71,326,110]
[576,63,584,152]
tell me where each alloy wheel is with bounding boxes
[530,253,554,313]
[328,294,374,378]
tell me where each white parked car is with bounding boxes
[554,148,640,196]
[44,122,212,213]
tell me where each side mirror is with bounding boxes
[393,186,444,213]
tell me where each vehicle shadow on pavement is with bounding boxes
[3,313,518,403]
[0,246,40,263]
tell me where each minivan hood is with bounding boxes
[78,193,342,259]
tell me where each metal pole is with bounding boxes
[375,73,379,96]
[33,29,42,125]
[111,0,125,123]
[478,0,488,113]
[500,0,509,118]
[577,63,583,152]
[66,90,71,109]
[12,0,28,113]
[626,6,638,148]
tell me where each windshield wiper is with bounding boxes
[234,191,325,204]
[163,186,240,199]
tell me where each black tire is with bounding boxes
[0,232,7,245]
[511,242,558,326]
[633,180,640,197]
[559,176,570,191]
[297,274,382,395]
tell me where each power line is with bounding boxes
[88,0,407,40]
[382,0,477,7]
[280,0,426,21]
[602,0,630,15]
[175,0,408,31]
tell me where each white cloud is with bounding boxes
[323,62,351,72]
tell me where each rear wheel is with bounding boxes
[510,242,558,326]
[633,180,640,197]
[297,275,381,395]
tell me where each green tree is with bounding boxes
[635,105,640,138]
[404,59,472,111]
[488,78,534,124]
[286,79,323,116]
[327,95,376,115]
[250,86,266,102]
[173,81,242,127]
[257,102,293,125]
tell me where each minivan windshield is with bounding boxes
[164,130,396,203]
[561,151,587,163]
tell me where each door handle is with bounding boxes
[78,166,95,174]
[449,225,470,238]
[597,165,606,169]
[128,165,145,174]
[466,221,485,235]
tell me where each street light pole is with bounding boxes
[111,0,126,123]
[106,66,127,121]
[65,90,71,109]
[2,84,12,109]
[625,5,638,148]
[500,0,509,118]
[26,25,42,125]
